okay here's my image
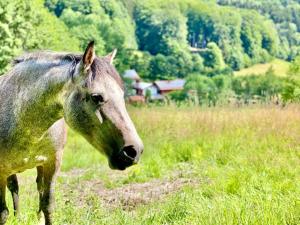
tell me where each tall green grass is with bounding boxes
[5,105,300,225]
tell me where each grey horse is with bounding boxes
[0,41,143,225]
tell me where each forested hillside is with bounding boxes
[217,0,300,61]
[43,0,283,75]
[1,0,300,82]
[0,0,79,74]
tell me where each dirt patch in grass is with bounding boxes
[88,178,198,210]
[60,168,200,210]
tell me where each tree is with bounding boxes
[60,9,106,54]
[218,0,300,60]
[168,90,188,103]
[0,0,32,74]
[134,4,188,55]
[201,42,225,69]
[26,0,80,52]
[0,0,79,74]
[282,56,300,103]
[47,0,137,55]
[149,54,172,80]
[185,74,218,106]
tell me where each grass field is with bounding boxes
[234,59,290,77]
[5,105,300,225]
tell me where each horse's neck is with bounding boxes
[1,61,71,145]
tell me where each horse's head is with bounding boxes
[64,41,143,170]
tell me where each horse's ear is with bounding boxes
[82,41,95,70]
[105,49,117,65]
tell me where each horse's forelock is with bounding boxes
[90,57,124,90]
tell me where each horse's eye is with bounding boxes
[91,94,105,105]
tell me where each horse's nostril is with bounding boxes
[122,145,137,159]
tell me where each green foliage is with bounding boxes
[130,0,282,76]
[281,78,300,103]
[99,0,138,50]
[289,55,300,75]
[149,53,190,80]
[136,46,204,80]
[185,74,218,106]
[281,56,300,103]
[45,0,102,16]
[231,71,284,103]
[186,1,279,70]
[201,42,226,69]
[0,0,32,74]
[183,67,286,105]
[0,0,79,74]
[46,0,137,55]
[27,0,80,52]
[168,90,188,102]
[134,2,188,55]
[0,0,297,103]
[60,8,106,54]
[184,73,234,106]
[218,0,300,60]
[240,11,278,65]
[117,50,152,79]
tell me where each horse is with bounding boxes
[0,41,144,225]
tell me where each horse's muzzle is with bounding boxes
[109,145,141,170]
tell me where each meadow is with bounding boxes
[5,105,300,225]
[234,59,290,77]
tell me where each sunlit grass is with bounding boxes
[5,105,300,225]
[234,59,290,76]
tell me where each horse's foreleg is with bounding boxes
[36,166,44,219]
[0,178,8,225]
[39,162,59,225]
[7,174,19,217]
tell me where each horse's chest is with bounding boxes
[0,143,55,176]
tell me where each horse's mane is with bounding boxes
[12,51,82,66]
[12,51,124,90]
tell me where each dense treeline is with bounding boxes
[0,0,299,104]
[170,56,300,106]
[179,68,284,106]
[0,0,79,74]
[42,0,284,76]
[131,0,280,72]
[0,0,292,75]
[217,0,300,60]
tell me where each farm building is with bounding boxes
[132,79,185,101]
[132,81,152,96]
[124,72,186,103]
[153,79,186,95]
